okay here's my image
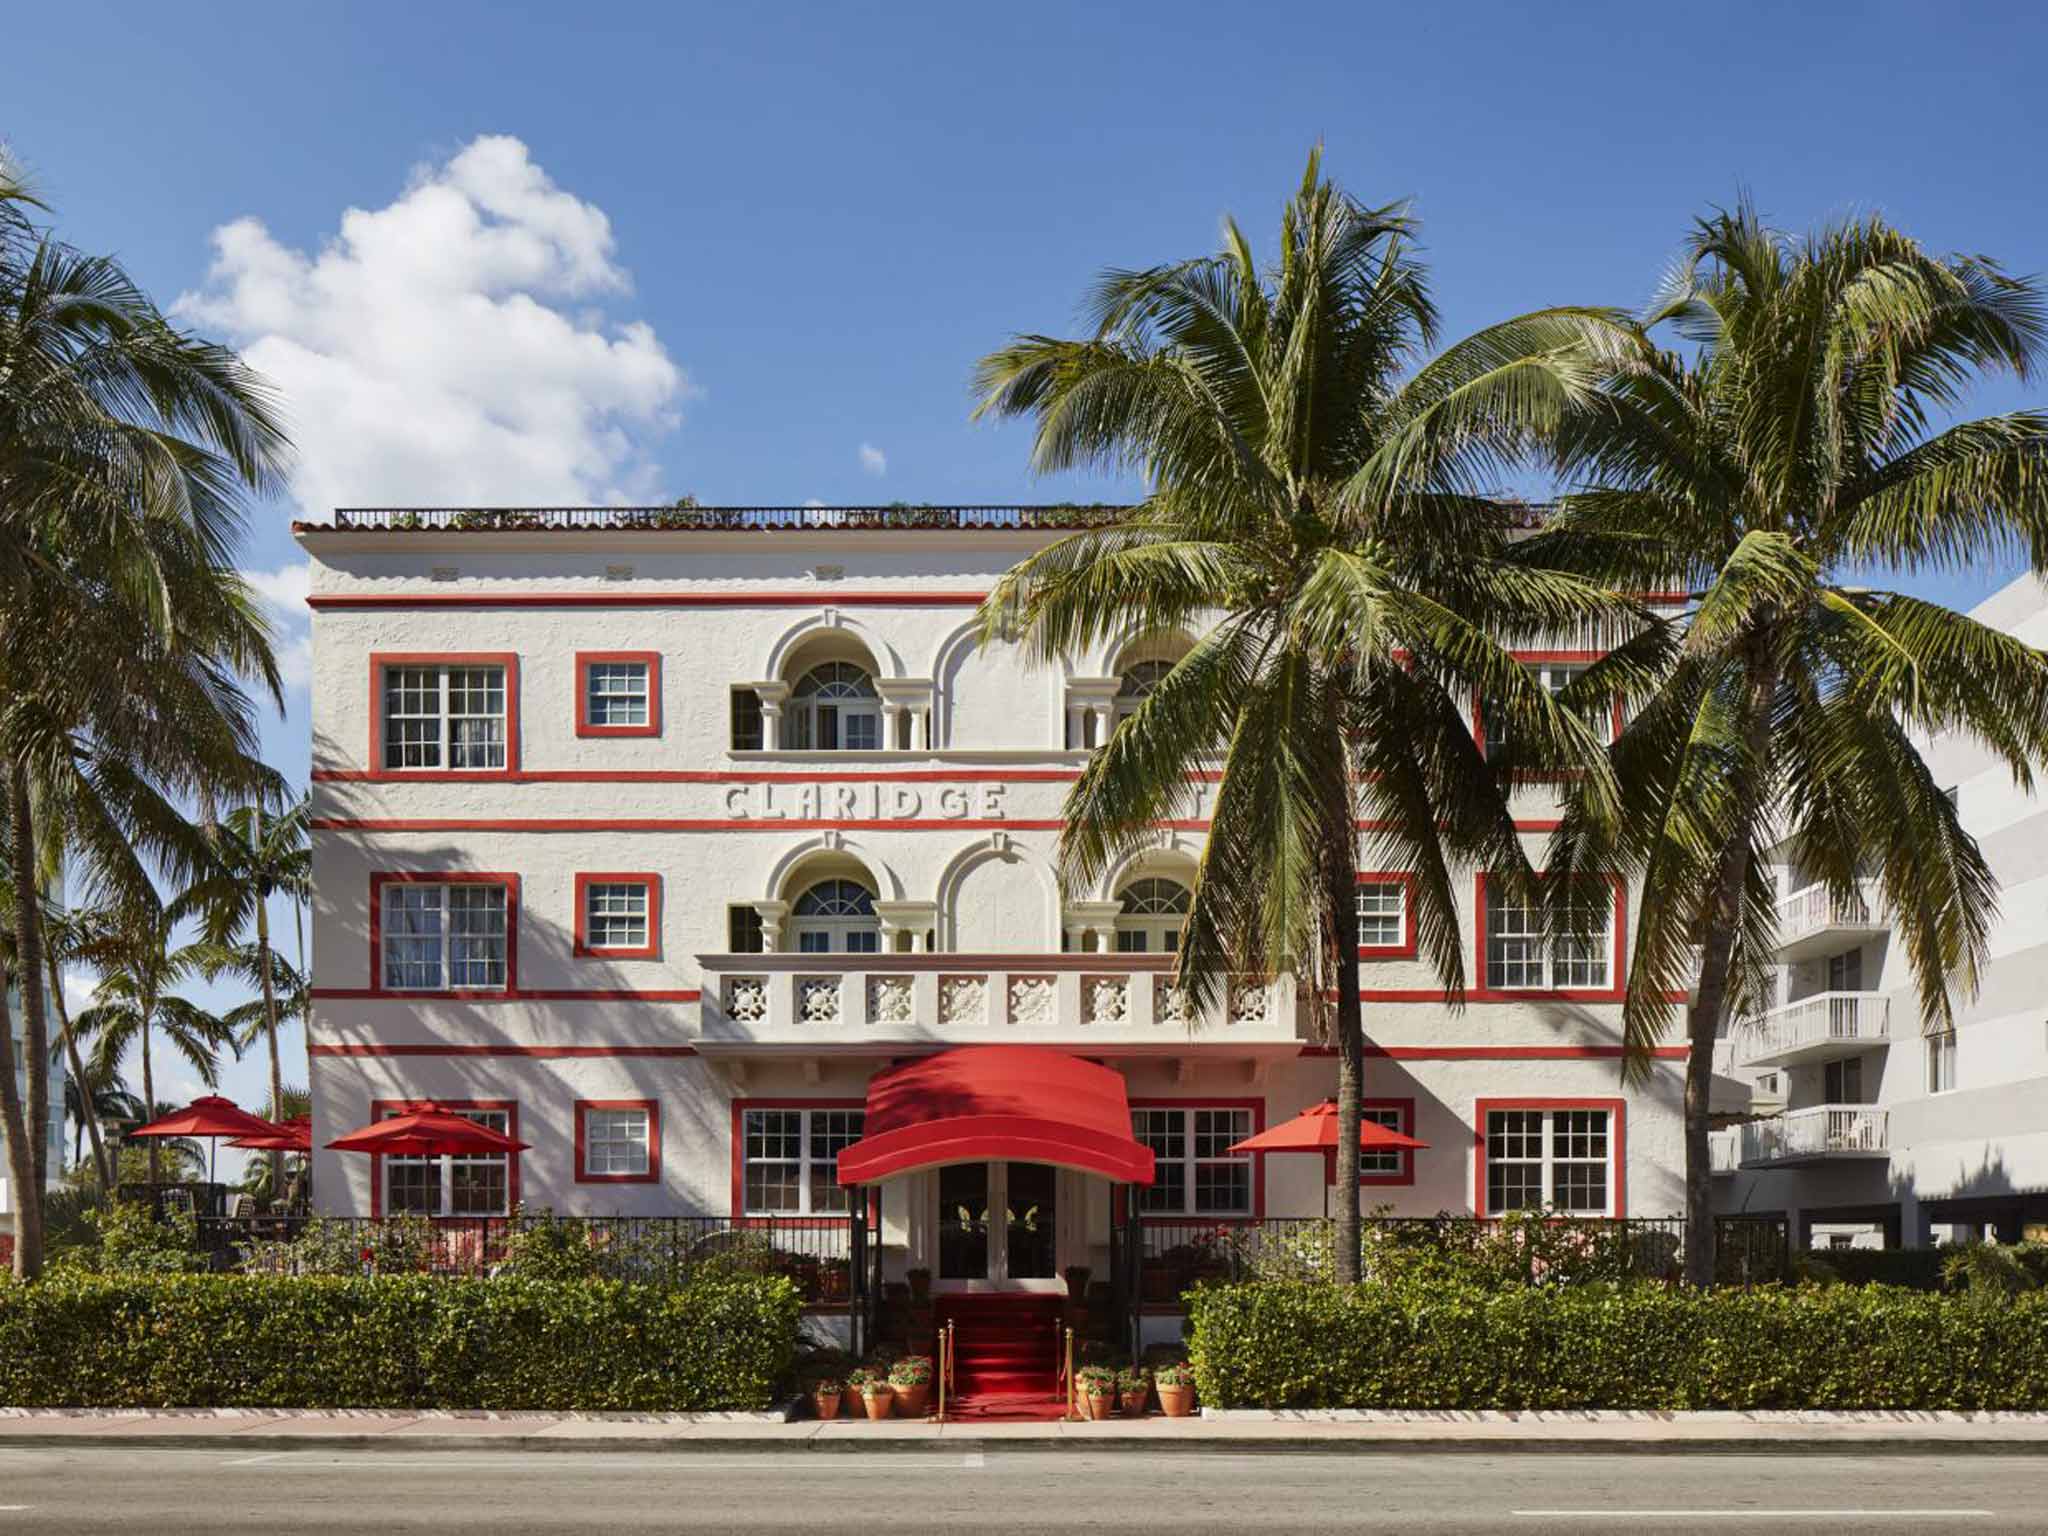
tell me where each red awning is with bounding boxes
[837,1045,1154,1186]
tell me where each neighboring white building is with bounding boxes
[0,970,67,1232]
[1717,572,2048,1249]
[297,505,1689,1297]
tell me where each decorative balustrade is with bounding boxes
[1731,991,1890,1068]
[696,953,1298,1048]
[1739,1104,1890,1166]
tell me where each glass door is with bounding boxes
[1004,1162,1058,1281]
[933,1162,1061,1287]
[937,1163,990,1282]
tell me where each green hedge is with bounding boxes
[0,1272,800,1410]
[1186,1281,2048,1409]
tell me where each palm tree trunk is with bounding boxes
[1325,692,1366,1285]
[44,946,109,1190]
[1682,647,1780,1288]
[0,960,36,1279]
[255,885,284,1202]
[140,1020,159,1188]
[8,761,47,1277]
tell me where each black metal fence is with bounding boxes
[1137,1214,1791,1299]
[197,1214,868,1305]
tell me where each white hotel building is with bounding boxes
[299,504,1693,1299]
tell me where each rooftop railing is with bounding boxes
[322,505,1129,533]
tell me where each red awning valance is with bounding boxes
[836,1045,1155,1187]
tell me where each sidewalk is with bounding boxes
[6,1408,2048,1453]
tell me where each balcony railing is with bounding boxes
[1740,1104,1890,1166]
[1731,991,1890,1069]
[325,504,1127,533]
[1773,879,1889,957]
[695,953,1299,1049]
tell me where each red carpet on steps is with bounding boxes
[932,1293,1067,1421]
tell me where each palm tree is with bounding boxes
[69,900,237,1186]
[61,1072,143,1179]
[183,799,310,1194]
[973,152,1636,1280]
[0,156,288,1277]
[236,1082,310,1208]
[1533,202,2048,1285]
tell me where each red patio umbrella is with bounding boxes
[230,1115,312,1153]
[127,1095,282,1184]
[325,1108,530,1157]
[1229,1099,1430,1214]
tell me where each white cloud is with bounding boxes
[241,560,314,691]
[858,443,887,476]
[175,135,688,519]
[59,969,99,1019]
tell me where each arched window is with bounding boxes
[791,879,881,953]
[1114,659,1174,725]
[1115,877,1191,953]
[787,663,881,752]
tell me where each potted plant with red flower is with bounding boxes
[1116,1366,1151,1418]
[1153,1360,1196,1418]
[1076,1365,1118,1421]
[889,1355,934,1417]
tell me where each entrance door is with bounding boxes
[932,1162,1060,1288]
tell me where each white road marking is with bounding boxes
[1514,1513,1994,1521]
[220,1452,296,1466]
[962,1451,985,1468]
[0,1507,31,1513]
[223,1452,981,1471]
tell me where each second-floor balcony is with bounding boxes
[1773,880,1890,962]
[1709,1129,1740,1176]
[1739,1104,1890,1167]
[1731,991,1890,1070]
[694,952,1302,1057]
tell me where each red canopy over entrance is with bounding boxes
[836,1045,1154,1187]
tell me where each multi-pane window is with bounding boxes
[1484,1107,1612,1215]
[1360,1103,1411,1180]
[1115,878,1191,953]
[792,880,880,953]
[580,1104,654,1179]
[786,664,882,751]
[1481,662,1612,758]
[581,880,650,951]
[741,1108,864,1215]
[382,663,507,770]
[1484,882,1613,991]
[584,661,650,729]
[383,1107,513,1217]
[1927,1032,1957,1094]
[1132,1106,1253,1217]
[380,882,510,991]
[1356,881,1407,950]
[1114,658,1173,725]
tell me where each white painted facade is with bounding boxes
[1717,572,2048,1247]
[298,509,1686,1285]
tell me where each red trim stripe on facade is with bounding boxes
[311,591,993,610]
[312,1044,699,1058]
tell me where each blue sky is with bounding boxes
[10,0,2047,1149]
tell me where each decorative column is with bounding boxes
[754,681,792,751]
[1064,679,1121,752]
[751,900,791,952]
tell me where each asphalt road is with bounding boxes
[1,1446,2043,1534]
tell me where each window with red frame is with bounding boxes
[1359,1100,1415,1184]
[1483,881,1615,991]
[578,654,658,736]
[380,881,511,991]
[576,875,657,957]
[740,1107,864,1215]
[1131,1106,1253,1217]
[576,1101,657,1181]
[1356,880,1407,951]
[1484,1106,1614,1215]
[382,1106,514,1216]
[382,662,508,770]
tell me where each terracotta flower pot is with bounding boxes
[1085,1390,1115,1421]
[1120,1389,1149,1418]
[1156,1384,1195,1418]
[860,1386,896,1420]
[811,1389,843,1420]
[893,1381,931,1417]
